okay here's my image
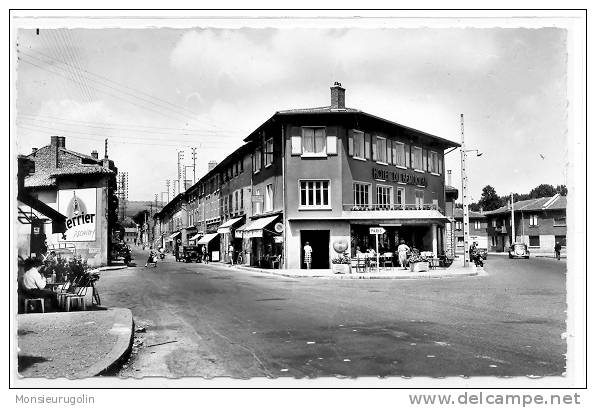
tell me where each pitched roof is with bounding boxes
[453,208,486,219]
[484,194,567,215]
[24,160,114,188]
[276,106,361,114]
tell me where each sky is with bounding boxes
[15,23,569,202]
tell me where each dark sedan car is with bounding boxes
[509,243,530,259]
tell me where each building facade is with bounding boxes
[158,84,460,269]
[18,136,118,267]
[484,194,567,255]
[452,208,490,252]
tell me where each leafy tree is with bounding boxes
[468,202,481,212]
[555,185,568,196]
[528,184,557,199]
[132,210,149,226]
[477,185,504,211]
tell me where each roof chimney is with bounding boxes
[50,136,66,148]
[31,147,38,156]
[330,82,345,109]
[91,150,99,159]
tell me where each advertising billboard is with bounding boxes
[58,188,97,242]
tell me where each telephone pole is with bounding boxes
[165,180,170,203]
[460,114,470,267]
[191,147,197,184]
[177,150,185,194]
[510,192,515,244]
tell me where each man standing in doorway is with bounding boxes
[303,241,313,269]
[554,241,562,260]
[397,240,410,270]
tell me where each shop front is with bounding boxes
[217,216,245,264]
[167,231,181,254]
[236,215,281,268]
[197,233,220,261]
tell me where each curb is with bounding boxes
[76,308,134,378]
[211,263,478,280]
[99,265,128,271]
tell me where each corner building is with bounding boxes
[180,84,460,269]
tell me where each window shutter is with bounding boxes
[291,126,302,155]
[348,130,354,156]
[405,144,410,168]
[326,127,337,155]
[372,136,377,161]
[422,149,427,171]
[438,155,443,174]
[364,133,371,159]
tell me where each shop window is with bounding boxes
[529,235,540,247]
[394,142,406,167]
[492,219,497,227]
[555,235,566,247]
[302,127,326,156]
[265,184,273,212]
[553,216,566,226]
[457,237,464,247]
[300,180,330,208]
[529,214,539,226]
[412,147,423,171]
[376,185,393,208]
[455,221,462,231]
[353,182,370,206]
[253,188,262,214]
[474,220,481,229]
[375,137,387,163]
[353,131,365,160]
[264,138,274,167]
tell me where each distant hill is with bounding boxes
[124,201,160,218]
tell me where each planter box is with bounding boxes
[332,264,351,274]
[410,262,430,273]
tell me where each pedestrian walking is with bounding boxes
[228,244,235,265]
[202,246,209,264]
[303,241,313,269]
[397,240,410,269]
[554,241,562,260]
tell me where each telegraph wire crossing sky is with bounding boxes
[15,26,568,201]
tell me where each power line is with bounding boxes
[17,113,242,137]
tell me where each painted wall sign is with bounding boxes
[372,168,428,187]
[58,188,97,242]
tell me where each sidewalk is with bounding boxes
[17,308,133,379]
[214,262,480,280]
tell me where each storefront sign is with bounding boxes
[251,195,264,203]
[372,168,427,187]
[58,188,97,242]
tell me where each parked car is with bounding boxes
[110,242,133,265]
[509,242,530,259]
[182,245,201,263]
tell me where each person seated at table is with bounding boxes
[367,247,376,257]
[20,257,58,310]
[355,247,365,258]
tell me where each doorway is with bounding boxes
[300,230,330,269]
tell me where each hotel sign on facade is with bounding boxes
[372,167,428,187]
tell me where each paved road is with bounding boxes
[99,248,566,378]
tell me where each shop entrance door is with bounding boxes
[300,230,330,269]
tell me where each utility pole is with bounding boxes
[165,180,170,203]
[154,194,158,211]
[460,114,470,267]
[191,147,197,184]
[172,179,177,198]
[177,150,185,194]
[104,138,108,159]
[510,192,515,244]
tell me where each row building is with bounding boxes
[154,84,460,269]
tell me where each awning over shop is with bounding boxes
[189,233,203,241]
[239,215,279,238]
[217,217,244,234]
[167,231,181,242]
[197,233,218,245]
[17,194,67,234]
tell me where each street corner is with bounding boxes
[17,307,134,379]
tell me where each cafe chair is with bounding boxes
[24,298,44,313]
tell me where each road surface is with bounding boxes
[99,249,566,378]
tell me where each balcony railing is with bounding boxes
[343,203,444,214]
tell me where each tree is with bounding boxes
[477,185,504,211]
[528,184,557,199]
[468,202,481,212]
[555,185,568,196]
[132,210,149,226]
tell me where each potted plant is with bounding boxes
[67,255,98,308]
[331,253,351,274]
[408,250,430,272]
